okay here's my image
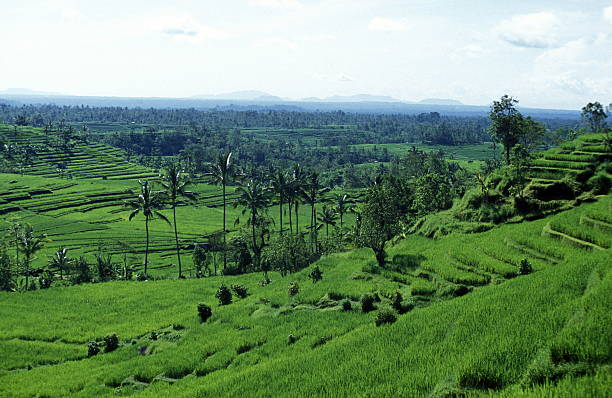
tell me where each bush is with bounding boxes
[341,300,352,311]
[87,341,100,357]
[135,272,147,281]
[103,334,119,353]
[71,256,93,285]
[360,293,376,313]
[518,258,533,276]
[215,284,232,305]
[375,309,397,326]
[39,270,54,289]
[287,334,298,345]
[288,281,299,297]
[197,304,212,323]
[308,266,323,283]
[0,251,14,292]
[231,284,249,298]
[391,291,407,314]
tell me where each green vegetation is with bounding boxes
[0,99,609,396]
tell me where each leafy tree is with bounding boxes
[0,250,14,292]
[160,161,196,278]
[206,152,241,269]
[489,95,522,164]
[263,234,310,276]
[414,173,452,217]
[581,102,608,133]
[17,224,47,290]
[48,247,72,280]
[357,176,410,266]
[125,180,169,276]
[192,243,208,278]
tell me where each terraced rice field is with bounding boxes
[0,194,609,397]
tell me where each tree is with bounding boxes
[333,193,355,229]
[489,95,522,164]
[125,180,169,276]
[234,179,273,271]
[48,248,72,280]
[304,172,329,250]
[318,205,338,238]
[269,168,290,235]
[206,152,241,270]
[288,164,308,233]
[17,224,47,290]
[356,176,409,266]
[0,250,14,292]
[5,217,23,267]
[160,161,196,278]
[262,234,310,276]
[413,173,452,217]
[581,102,608,133]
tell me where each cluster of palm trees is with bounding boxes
[125,152,358,279]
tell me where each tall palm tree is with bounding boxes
[125,180,169,276]
[289,164,307,234]
[334,193,356,229]
[234,179,273,267]
[160,162,196,278]
[304,172,330,250]
[318,205,338,238]
[17,224,47,290]
[49,248,72,280]
[206,152,241,270]
[269,168,289,235]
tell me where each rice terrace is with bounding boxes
[1,1,611,397]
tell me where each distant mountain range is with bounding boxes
[0,88,579,119]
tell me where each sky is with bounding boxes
[0,0,611,109]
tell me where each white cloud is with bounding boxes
[253,37,299,49]
[368,17,407,32]
[604,6,612,24]
[247,0,302,9]
[529,35,612,100]
[338,74,354,82]
[494,12,560,48]
[60,7,83,21]
[453,44,485,58]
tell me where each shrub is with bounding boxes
[135,272,148,281]
[518,258,533,276]
[308,266,323,283]
[71,256,93,285]
[39,270,54,289]
[375,309,397,326]
[231,284,249,298]
[391,291,406,314]
[215,284,232,305]
[103,334,119,353]
[341,300,352,311]
[0,251,14,292]
[360,293,376,313]
[87,341,100,357]
[287,334,298,345]
[197,304,212,323]
[288,281,299,297]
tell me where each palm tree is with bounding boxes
[289,164,307,234]
[17,224,47,290]
[49,248,72,280]
[160,162,196,278]
[333,193,356,229]
[304,172,330,250]
[269,168,289,235]
[234,179,273,267]
[125,180,169,276]
[318,205,338,238]
[206,152,241,270]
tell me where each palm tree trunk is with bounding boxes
[340,211,343,229]
[144,216,150,275]
[288,201,293,233]
[222,182,227,270]
[24,257,29,290]
[279,196,283,235]
[295,203,299,233]
[251,209,257,266]
[326,223,329,238]
[173,203,182,278]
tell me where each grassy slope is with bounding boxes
[0,196,609,397]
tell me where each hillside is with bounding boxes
[0,193,610,397]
